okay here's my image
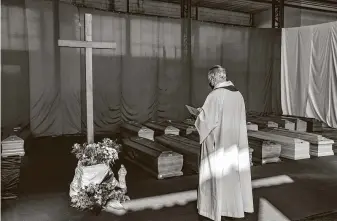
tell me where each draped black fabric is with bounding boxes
[1,1,281,137]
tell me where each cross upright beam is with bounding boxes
[58,14,116,144]
[85,14,94,144]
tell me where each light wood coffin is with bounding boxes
[263,128,334,157]
[121,121,154,141]
[321,128,337,154]
[248,136,281,164]
[155,134,200,172]
[122,137,183,179]
[248,131,310,160]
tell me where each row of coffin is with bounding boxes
[246,114,336,163]
[120,120,200,179]
[120,116,336,179]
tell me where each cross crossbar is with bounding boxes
[58,40,116,49]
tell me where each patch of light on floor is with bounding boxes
[258,198,291,221]
[105,175,294,215]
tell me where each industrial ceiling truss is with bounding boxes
[272,0,284,28]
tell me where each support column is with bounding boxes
[181,0,192,104]
[272,0,284,28]
[109,0,115,11]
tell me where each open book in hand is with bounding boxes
[185,105,200,116]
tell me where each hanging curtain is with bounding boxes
[281,22,337,128]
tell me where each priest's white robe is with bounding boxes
[195,81,254,221]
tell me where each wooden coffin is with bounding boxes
[183,118,195,126]
[143,121,180,137]
[186,131,199,143]
[284,115,323,132]
[263,128,334,157]
[303,118,323,132]
[247,122,258,131]
[168,120,199,142]
[248,136,281,164]
[122,137,183,179]
[1,155,22,199]
[261,116,295,130]
[121,121,154,141]
[157,120,197,137]
[155,134,200,172]
[321,128,337,154]
[248,131,310,160]
[246,116,278,129]
[280,116,307,132]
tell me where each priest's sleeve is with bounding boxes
[195,92,221,144]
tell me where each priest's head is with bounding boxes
[208,65,227,89]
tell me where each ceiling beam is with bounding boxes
[307,0,337,5]
[156,0,256,14]
[251,0,337,13]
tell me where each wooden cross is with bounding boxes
[58,14,116,144]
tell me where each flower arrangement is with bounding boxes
[70,176,130,212]
[71,138,121,166]
[70,138,130,213]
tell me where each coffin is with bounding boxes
[284,115,323,132]
[161,120,197,136]
[122,137,183,179]
[263,128,334,157]
[247,122,258,131]
[186,131,199,143]
[121,121,154,141]
[248,136,281,164]
[1,156,22,199]
[261,116,295,130]
[280,116,307,132]
[322,128,337,154]
[143,121,180,136]
[183,118,195,126]
[155,134,200,172]
[248,130,310,160]
[1,135,25,199]
[246,116,278,129]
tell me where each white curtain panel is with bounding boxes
[281,22,337,128]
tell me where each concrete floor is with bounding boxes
[2,134,337,221]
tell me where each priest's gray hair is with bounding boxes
[208,65,227,86]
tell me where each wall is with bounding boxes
[254,7,337,28]
[1,0,280,137]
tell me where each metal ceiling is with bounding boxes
[183,0,337,14]
[193,0,271,13]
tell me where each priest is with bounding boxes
[195,65,254,221]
